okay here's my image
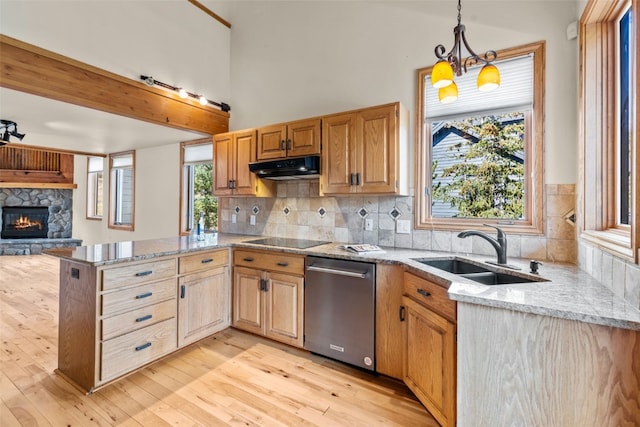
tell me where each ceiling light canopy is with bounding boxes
[432,0,500,103]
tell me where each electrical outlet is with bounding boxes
[365,218,373,231]
[250,215,256,225]
[231,213,237,224]
[396,219,411,234]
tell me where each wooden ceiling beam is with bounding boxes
[0,34,229,136]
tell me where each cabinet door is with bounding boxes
[356,104,397,194]
[233,129,258,195]
[178,266,230,347]
[257,124,287,160]
[232,266,264,335]
[264,272,304,348]
[321,112,357,194]
[287,118,321,157]
[402,296,456,427]
[213,132,233,196]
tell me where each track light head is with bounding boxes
[0,119,26,144]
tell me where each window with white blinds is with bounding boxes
[415,41,545,235]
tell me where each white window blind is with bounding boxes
[184,143,213,163]
[111,153,133,168]
[88,156,104,173]
[425,54,534,121]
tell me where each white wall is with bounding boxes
[228,0,579,184]
[1,0,231,245]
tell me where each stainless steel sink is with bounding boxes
[412,257,490,274]
[459,271,547,285]
[412,257,548,285]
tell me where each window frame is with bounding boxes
[415,41,546,234]
[579,0,638,262]
[108,150,135,231]
[179,138,213,236]
[86,156,104,220]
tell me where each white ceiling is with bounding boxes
[0,87,208,155]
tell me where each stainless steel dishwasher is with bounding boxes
[304,256,376,371]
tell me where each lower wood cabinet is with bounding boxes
[232,249,304,348]
[177,249,230,347]
[401,272,457,427]
[57,249,231,393]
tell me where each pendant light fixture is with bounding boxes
[432,0,500,103]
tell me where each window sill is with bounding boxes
[580,230,634,261]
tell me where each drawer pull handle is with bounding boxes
[417,289,431,298]
[399,305,406,322]
[135,292,153,299]
[135,314,153,323]
[201,258,214,264]
[135,270,153,277]
[180,284,186,299]
[243,257,254,262]
[277,262,289,267]
[135,342,152,351]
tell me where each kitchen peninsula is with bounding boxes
[45,234,640,426]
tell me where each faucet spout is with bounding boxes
[457,224,508,265]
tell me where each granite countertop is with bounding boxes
[44,233,640,331]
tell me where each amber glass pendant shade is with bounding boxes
[438,82,458,104]
[477,64,501,92]
[432,61,454,89]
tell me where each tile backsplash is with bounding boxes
[578,241,640,311]
[219,181,577,264]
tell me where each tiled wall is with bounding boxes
[219,182,577,264]
[578,241,640,310]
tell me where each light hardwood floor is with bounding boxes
[0,255,438,426]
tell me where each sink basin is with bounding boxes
[459,271,547,285]
[412,257,549,285]
[412,258,491,274]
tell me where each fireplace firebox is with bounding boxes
[1,207,50,239]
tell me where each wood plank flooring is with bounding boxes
[0,255,438,426]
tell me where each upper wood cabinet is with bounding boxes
[320,102,409,195]
[256,118,321,160]
[213,129,275,197]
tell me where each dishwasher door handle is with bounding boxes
[306,265,367,279]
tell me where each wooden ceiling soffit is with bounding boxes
[0,34,229,136]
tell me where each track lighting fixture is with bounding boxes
[0,120,26,146]
[140,75,231,112]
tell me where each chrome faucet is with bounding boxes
[457,224,508,266]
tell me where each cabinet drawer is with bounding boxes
[102,278,176,316]
[101,318,177,382]
[234,249,304,275]
[403,272,456,322]
[102,299,177,340]
[102,259,176,291]
[179,249,229,274]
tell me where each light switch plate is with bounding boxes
[365,218,373,231]
[396,219,411,234]
[231,213,237,224]
[250,215,256,225]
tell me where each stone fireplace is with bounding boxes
[0,188,81,255]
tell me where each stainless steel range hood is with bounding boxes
[248,155,320,180]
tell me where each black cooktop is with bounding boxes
[244,237,330,249]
